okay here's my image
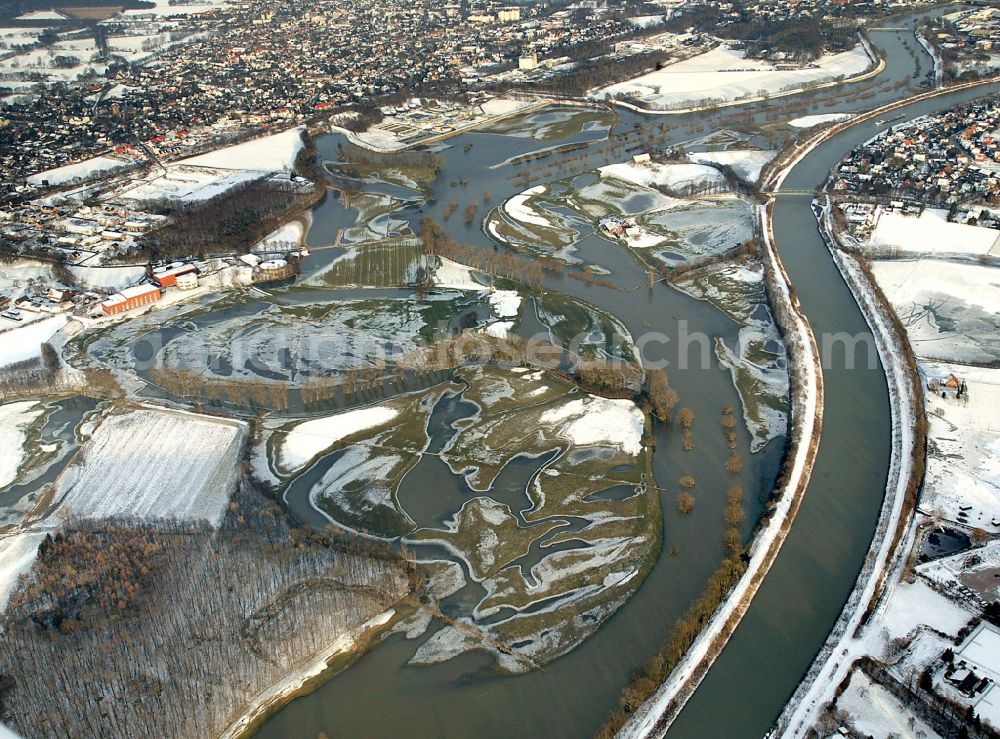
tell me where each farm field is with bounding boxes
[54,406,247,526]
[919,361,1000,530]
[871,259,1000,364]
[317,239,428,287]
[593,44,872,111]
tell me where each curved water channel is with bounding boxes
[248,12,997,739]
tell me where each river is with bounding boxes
[254,12,993,739]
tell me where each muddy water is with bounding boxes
[255,11,981,738]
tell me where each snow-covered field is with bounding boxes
[0,314,67,368]
[640,198,754,265]
[594,45,872,110]
[277,406,399,474]
[920,362,1000,529]
[479,97,535,117]
[54,407,246,526]
[109,166,266,204]
[253,218,306,251]
[871,259,1000,364]
[177,127,305,172]
[27,155,137,186]
[0,402,45,490]
[66,264,147,291]
[600,161,725,192]
[869,209,1000,258]
[687,149,777,185]
[119,0,231,18]
[433,257,489,291]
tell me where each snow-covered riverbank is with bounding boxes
[775,197,923,737]
[620,199,824,738]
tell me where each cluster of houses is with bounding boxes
[1,0,650,205]
[929,7,1000,78]
[832,101,1000,209]
[0,201,163,264]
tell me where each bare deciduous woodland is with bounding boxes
[0,481,414,738]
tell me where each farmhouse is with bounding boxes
[927,373,967,398]
[101,284,161,315]
[943,622,1000,729]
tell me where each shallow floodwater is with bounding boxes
[256,11,986,738]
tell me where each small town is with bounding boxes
[4,2,1000,739]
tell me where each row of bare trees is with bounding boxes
[598,402,751,736]
[420,217,547,289]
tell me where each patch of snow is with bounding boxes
[489,289,521,318]
[788,113,854,128]
[433,257,488,290]
[278,406,399,473]
[539,397,644,456]
[687,149,777,185]
[600,161,725,192]
[503,185,552,227]
[0,532,45,614]
[0,314,67,368]
[0,401,44,490]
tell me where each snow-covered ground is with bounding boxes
[686,149,777,185]
[276,406,399,474]
[0,402,45,490]
[54,407,246,526]
[66,264,147,291]
[479,98,535,117]
[110,167,267,204]
[538,396,644,455]
[177,127,306,172]
[119,0,230,18]
[503,185,551,227]
[0,314,67,368]
[253,217,307,251]
[599,161,725,192]
[594,44,872,111]
[920,362,1000,529]
[869,208,1000,258]
[870,259,1000,364]
[837,670,942,739]
[433,257,489,291]
[788,113,854,128]
[27,155,137,186]
[0,532,46,614]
